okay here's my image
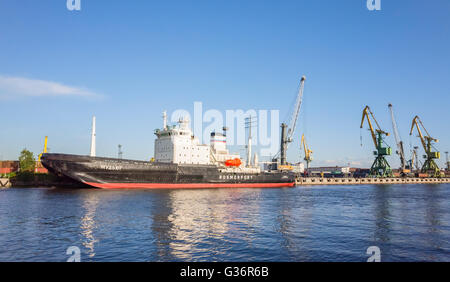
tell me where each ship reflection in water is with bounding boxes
[0,184,449,261]
[161,190,263,261]
[80,193,100,258]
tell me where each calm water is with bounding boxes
[0,184,449,262]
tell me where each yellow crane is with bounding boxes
[360,106,392,177]
[38,136,48,162]
[409,116,441,177]
[301,134,313,171]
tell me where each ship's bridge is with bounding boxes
[154,117,210,165]
[154,114,245,168]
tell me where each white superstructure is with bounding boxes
[154,117,210,164]
[153,113,257,172]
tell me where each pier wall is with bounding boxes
[295,177,450,186]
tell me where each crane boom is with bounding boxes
[388,104,406,170]
[275,75,306,165]
[287,76,306,145]
[38,136,48,162]
[301,134,313,164]
[410,116,438,150]
[301,133,313,174]
[410,116,426,150]
[301,134,307,159]
[360,106,388,147]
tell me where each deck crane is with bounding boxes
[274,76,306,168]
[409,116,441,177]
[360,106,393,177]
[301,134,313,171]
[388,104,410,175]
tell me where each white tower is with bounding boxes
[162,111,167,130]
[90,116,96,157]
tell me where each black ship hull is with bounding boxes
[41,153,295,189]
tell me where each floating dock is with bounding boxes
[295,177,450,186]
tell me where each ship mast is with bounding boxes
[163,111,167,130]
[245,116,256,167]
[90,116,96,157]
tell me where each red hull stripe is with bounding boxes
[84,182,295,189]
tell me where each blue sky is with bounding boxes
[1,0,449,168]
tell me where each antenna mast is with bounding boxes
[118,144,123,159]
[245,116,256,167]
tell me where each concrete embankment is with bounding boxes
[0,178,11,188]
[295,177,450,186]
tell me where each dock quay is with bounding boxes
[295,177,450,186]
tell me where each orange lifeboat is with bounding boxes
[225,158,242,167]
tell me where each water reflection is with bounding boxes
[423,185,443,260]
[1,185,446,261]
[148,191,175,261]
[80,192,100,258]
[373,186,391,244]
[168,190,248,260]
[149,189,265,261]
[275,189,302,258]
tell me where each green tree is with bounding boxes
[19,149,35,172]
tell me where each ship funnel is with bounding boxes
[90,116,96,157]
[222,126,228,137]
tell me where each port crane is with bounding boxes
[276,76,306,167]
[408,146,420,171]
[388,104,410,175]
[445,151,449,172]
[360,106,393,177]
[38,136,48,162]
[301,134,313,171]
[409,115,441,177]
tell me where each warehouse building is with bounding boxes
[306,166,351,178]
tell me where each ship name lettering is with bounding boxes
[99,164,121,170]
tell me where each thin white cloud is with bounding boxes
[0,75,103,99]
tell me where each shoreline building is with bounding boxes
[0,161,47,175]
[306,166,351,178]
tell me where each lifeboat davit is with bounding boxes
[225,158,242,167]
